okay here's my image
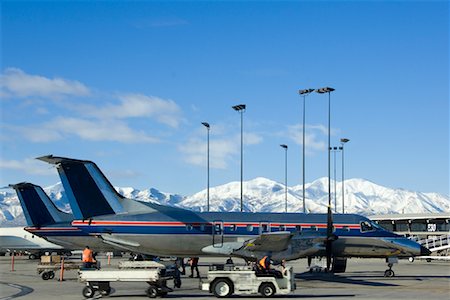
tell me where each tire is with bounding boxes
[259,282,276,297]
[82,286,95,298]
[41,272,50,280]
[212,279,233,298]
[29,253,37,260]
[384,269,395,277]
[48,271,55,279]
[146,286,158,298]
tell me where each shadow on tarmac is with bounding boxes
[295,272,399,287]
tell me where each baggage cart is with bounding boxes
[79,261,173,298]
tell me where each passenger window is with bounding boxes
[247,225,253,232]
[229,224,237,231]
[310,225,317,231]
[200,224,205,231]
[279,225,286,231]
[360,221,374,232]
[342,226,350,232]
[261,224,268,232]
[295,225,302,232]
[186,224,193,231]
[214,224,222,234]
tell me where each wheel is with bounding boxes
[48,271,55,279]
[384,269,395,277]
[146,286,158,298]
[212,279,233,298]
[82,286,95,298]
[29,253,37,260]
[259,282,276,297]
[41,272,50,280]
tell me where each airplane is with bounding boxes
[10,182,114,252]
[36,155,430,277]
[0,226,68,259]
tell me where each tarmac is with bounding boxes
[0,255,449,299]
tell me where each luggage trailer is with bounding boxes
[78,261,175,298]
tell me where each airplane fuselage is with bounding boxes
[65,209,424,260]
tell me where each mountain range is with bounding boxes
[1,177,449,226]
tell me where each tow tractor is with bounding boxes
[201,264,296,297]
[79,261,175,298]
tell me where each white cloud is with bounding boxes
[285,124,331,153]
[46,117,160,143]
[9,117,160,143]
[0,68,90,99]
[0,158,55,176]
[179,132,263,169]
[86,93,183,128]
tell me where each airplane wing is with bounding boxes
[243,231,293,252]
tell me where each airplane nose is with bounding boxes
[420,245,431,256]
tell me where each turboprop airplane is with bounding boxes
[37,155,430,277]
[10,182,114,252]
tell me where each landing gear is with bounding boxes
[384,257,398,277]
[384,264,395,277]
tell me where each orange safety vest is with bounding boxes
[82,248,94,263]
[259,256,269,269]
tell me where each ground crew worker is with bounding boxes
[82,246,95,268]
[258,255,271,272]
[188,257,200,278]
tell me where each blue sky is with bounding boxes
[1,1,448,196]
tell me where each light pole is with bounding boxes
[340,138,350,213]
[232,104,246,212]
[298,88,315,213]
[201,122,210,212]
[316,87,335,212]
[332,146,338,213]
[280,144,288,213]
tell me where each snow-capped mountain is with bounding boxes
[1,178,449,226]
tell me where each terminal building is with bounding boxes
[369,213,450,256]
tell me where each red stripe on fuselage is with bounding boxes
[72,220,360,229]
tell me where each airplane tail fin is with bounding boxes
[36,155,127,219]
[9,182,72,226]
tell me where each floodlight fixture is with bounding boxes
[232,104,246,111]
[316,87,335,94]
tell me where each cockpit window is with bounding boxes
[360,221,374,232]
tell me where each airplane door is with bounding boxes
[212,221,223,247]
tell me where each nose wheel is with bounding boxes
[384,263,395,277]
